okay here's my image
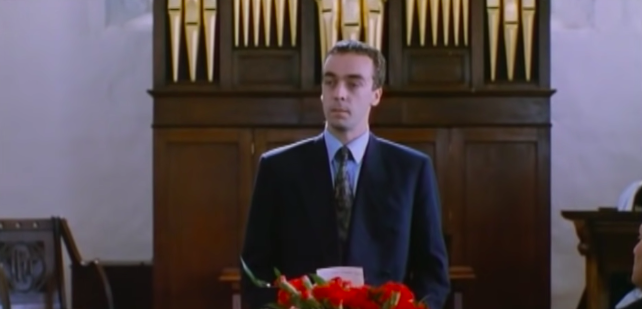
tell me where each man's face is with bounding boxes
[321,53,382,133]
[633,224,642,287]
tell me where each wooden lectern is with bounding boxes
[562,209,641,309]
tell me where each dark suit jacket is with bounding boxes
[616,289,642,309]
[619,298,642,309]
[241,133,450,309]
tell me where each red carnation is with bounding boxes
[276,276,309,307]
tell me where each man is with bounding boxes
[240,40,450,309]
[617,224,642,309]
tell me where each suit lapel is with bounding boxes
[301,134,341,262]
[347,135,390,263]
[353,134,386,218]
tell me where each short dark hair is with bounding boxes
[325,40,386,89]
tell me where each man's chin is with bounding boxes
[327,121,351,132]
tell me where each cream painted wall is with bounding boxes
[0,0,153,260]
[0,0,641,308]
[551,1,642,308]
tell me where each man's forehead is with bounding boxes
[324,54,374,73]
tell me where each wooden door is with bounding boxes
[153,129,253,309]
[449,127,550,309]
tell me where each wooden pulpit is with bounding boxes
[562,209,641,309]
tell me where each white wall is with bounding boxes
[0,0,641,308]
[551,1,642,308]
[0,0,153,261]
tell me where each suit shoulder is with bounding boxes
[375,137,432,163]
[260,136,318,162]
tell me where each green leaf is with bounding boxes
[382,299,391,309]
[391,291,400,306]
[418,295,429,305]
[303,297,322,308]
[240,257,271,288]
[302,275,314,290]
[308,274,327,285]
[382,292,400,309]
[273,268,283,278]
[279,280,301,296]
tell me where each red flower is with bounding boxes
[373,281,416,305]
[262,271,428,309]
[343,285,379,309]
[275,276,310,307]
[311,277,352,306]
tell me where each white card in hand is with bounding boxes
[316,267,364,286]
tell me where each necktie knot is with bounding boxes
[336,146,351,163]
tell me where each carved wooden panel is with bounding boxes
[0,219,66,308]
[233,50,300,89]
[450,127,550,309]
[153,129,253,309]
[403,49,470,88]
[0,241,48,294]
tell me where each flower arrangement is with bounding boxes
[241,259,429,309]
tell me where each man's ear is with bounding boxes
[320,94,324,101]
[371,88,383,107]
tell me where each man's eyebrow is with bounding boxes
[322,72,365,80]
[345,74,365,80]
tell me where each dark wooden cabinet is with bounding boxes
[150,0,553,309]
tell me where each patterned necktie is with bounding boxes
[334,146,353,244]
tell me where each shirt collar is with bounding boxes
[323,127,370,164]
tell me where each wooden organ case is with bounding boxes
[149,1,554,309]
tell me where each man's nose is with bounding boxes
[332,83,348,100]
